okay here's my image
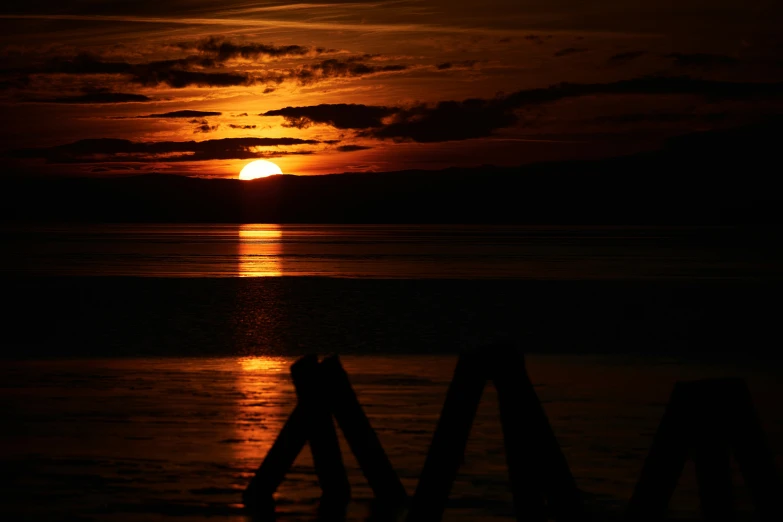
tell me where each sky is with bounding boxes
[1,0,781,177]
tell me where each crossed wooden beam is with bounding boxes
[625,378,781,522]
[242,354,406,513]
[243,349,780,522]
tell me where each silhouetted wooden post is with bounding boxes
[625,382,692,522]
[291,354,351,505]
[691,438,735,520]
[626,378,781,522]
[243,354,348,513]
[725,380,781,520]
[406,351,488,522]
[688,380,735,521]
[242,402,309,512]
[491,346,584,522]
[320,355,408,504]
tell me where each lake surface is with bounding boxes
[2,223,778,279]
[3,355,782,522]
[1,224,781,521]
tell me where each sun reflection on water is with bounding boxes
[238,224,283,277]
[232,356,294,470]
[238,356,288,373]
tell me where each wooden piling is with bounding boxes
[626,378,780,521]
[688,381,735,521]
[624,382,691,522]
[320,355,408,504]
[242,401,309,512]
[406,351,488,522]
[725,379,781,520]
[244,355,780,522]
[490,346,583,522]
[291,354,351,505]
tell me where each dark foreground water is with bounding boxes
[3,355,782,522]
[1,224,781,520]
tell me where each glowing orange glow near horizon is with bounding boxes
[239,160,283,180]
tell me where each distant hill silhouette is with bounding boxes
[2,121,782,225]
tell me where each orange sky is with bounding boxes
[1,1,782,177]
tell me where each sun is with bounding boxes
[239,160,283,180]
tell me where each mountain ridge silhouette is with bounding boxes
[3,121,781,225]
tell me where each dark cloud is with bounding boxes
[0,75,30,90]
[32,92,153,104]
[503,76,783,106]
[6,52,251,88]
[369,98,517,143]
[29,53,221,87]
[289,58,408,85]
[436,60,479,70]
[88,165,139,173]
[554,48,587,57]
[523,35,545,45]
[666,53,738,67]
[595,112,728,123]
[40,53,137,75]
[263,103,397,129]
[140,110,222,118]
[608,51,647,64]
[12,137,320,163]
[265,76,782,143]
[85,55,395,88]
[1,48,408,93]
[336,145,372,152]
[229,124,257,129]
[131,67,252,88]
[192,120,219,133]
[383,76,783,142]
[234,113,248,117]
[186,37,319,62]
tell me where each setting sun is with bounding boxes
[239,160,283,180]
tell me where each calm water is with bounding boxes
[2,224,781,520]
[1,223,776,279]
[3,355,782,521]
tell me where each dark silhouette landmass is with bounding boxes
[2,121,781,225]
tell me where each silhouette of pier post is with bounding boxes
[243,354,347,513]
[689,381,735,521]
[625,378,781,522]
[244,355,406,516]
[492,347,583,521]
[243,353,780,522]
[406,351,488,522]
[320,355,408,505]
[728,380,781,520]
[291,354,351,507]
[623,382,691,521]
[242,402,309,513]
[407,346,583,522]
